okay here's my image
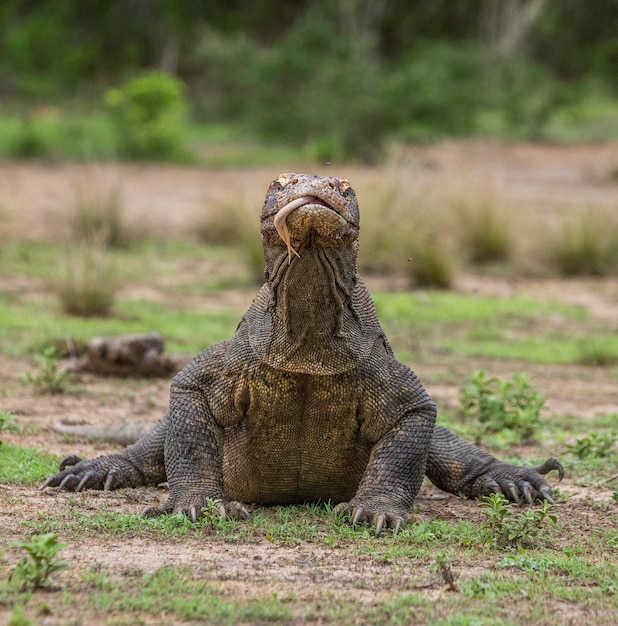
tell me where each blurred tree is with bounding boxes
[0,0,616,156]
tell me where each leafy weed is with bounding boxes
[22,346,77,394]
[566,432,617,459]
[459,370,545,445]
[479,493,557,548]
[9,533,68,591]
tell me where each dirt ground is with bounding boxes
[1,142,617,624]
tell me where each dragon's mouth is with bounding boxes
[274,195,349,264]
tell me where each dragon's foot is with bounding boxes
[333,498,417,537]
[41,454,146,492]
[471,457,564,504]
[142,494,250,523]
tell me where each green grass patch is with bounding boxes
[0,444,60,484]
[1,239,616,365]
[372,291,618,365]
[0,294,239,356]
[86,565,293,622]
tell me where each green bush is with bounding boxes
[105,71,188,160]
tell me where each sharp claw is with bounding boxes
[59,455,83,472]
[534,457,564,481]
[141,506,159,519]
[375,514,386,538]
[190,505,198,523]
[217,503,227,522]
[394,518,403,536]
[352,507,364,526]
[76,471,93,492]
[540,488,555,504]
[40,476,55,491]
[485,479,501,496]
[521,483,533,504]
[58,474,77,491]
[506,483,521,505]
[333,503,346,517]
[104,469,116,491]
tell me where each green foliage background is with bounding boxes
[1,0,617,159]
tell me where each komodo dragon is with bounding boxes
[42,173,563,535]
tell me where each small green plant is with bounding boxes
[9,533,68,590]
[566,432,617,459]
[431,552,457,590]
[499,548,556,572]
[7,606,34,626]
[0,410,20,445]
[22,346,75,394]
[459,370,545,444]
[52,238,120,317]
[105,71,188,160]
[479,492,557,548]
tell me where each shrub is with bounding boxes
[566,432,617,459]
[0,410,20,445]
[105,71,188,160]
[405,233,454,289]
[479,493,557,548]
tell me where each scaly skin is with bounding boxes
[42,173,563,535]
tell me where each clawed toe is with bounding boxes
[334,501,408,536]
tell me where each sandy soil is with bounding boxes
[1,142,617,624]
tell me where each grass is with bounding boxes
[357,175,455,288]
[4,498,617,624]
[454,194,512,265]
[1,157,618,623]
[371,290,618,365]
[0,109,311,167]
[0,444,60,484]
[544,206,618,276]
[51,239,121,317]
[1,239,617,365]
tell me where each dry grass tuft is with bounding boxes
[358,167,455,289]
[453,193,512,265]
[544,207,618,276]
[53,237,120,317]
[197,196,264,284]
[69,169,137,248]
